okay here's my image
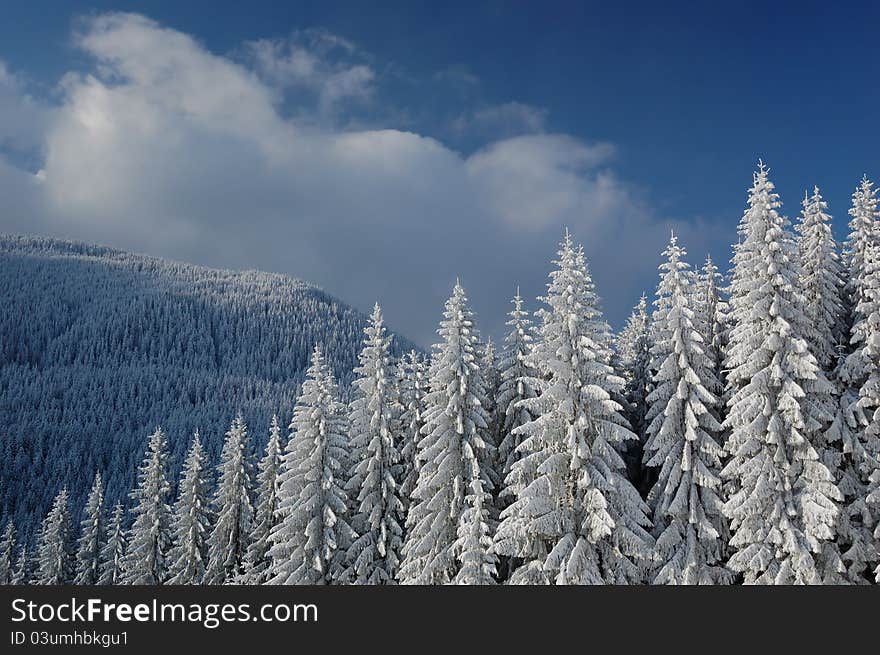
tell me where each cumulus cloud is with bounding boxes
[0,12,729,345]
[453,101,548,140]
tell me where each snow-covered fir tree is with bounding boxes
[616,293,654,491]
[397,350,428,513]
[453,477,498,585]
[479,338,503,495]
[693,256,727,382]
[342,304,404,584]
[11,544,33,585]
[496,291,540,499]
[167,432,212,584]
[35,487,74,585]
[796,186,846,371]
[835,240,880,581]
[74,472,106,585]
[494,233,653,585]
[844,176,880,322]
[723,163,843,584]
[98,503,127,586]
[643,234,729,584]
[244,416,283,584]
[399,282,495,584]
[204,415,255,584]
[123,428,172,584]
[0,522,16,584]
[268,346,353,585]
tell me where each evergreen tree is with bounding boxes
[723,163,843,584]
[0,521,16,584]
[494,233,653,584]
[268,346,353,585]
[11,544,33,585]
[452,478,498,585]
[74,472,106,585]
[98,504,127,585]
[844,176,880,324]
[643,234,730,584]
[167,432,212,584]
[796,187,846,371]
[397,351,428,514]
[244,416,284,584]
[123,428,172,584]
[343,304,404,584]
[35,488,74,585]
[693,256,728,382]
[204,415,255,584]
[496,291,540,499]
[399,283,494,584]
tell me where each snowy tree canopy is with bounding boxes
[35,488,74,585]
[167,432,213,585]
[74,472,106,586]
[495,232,653,585]
[244,416,284,584]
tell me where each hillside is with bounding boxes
[0,235,417,539]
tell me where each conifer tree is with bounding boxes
[268,346,353,585]
[693,256,728,382]
[452,478,498,585]
[796,187,846,371]
[35,488,74,585]
[494,233,653,584]
[11,544,33,585]
[244,416,284,584]
[643,234,729,584]
[844,176,880,323]
[98,504,127,585]
[480,338,502,494]
[399,283,495,584]
[723,164,843,584]
[123,428,172,584]
[204,415,255,584]
[397,351,428,513]
[167,432,212,584]
[496,291,540,499]
[0,522,16,584]
[74,472,106,585]
[343,304,404,584]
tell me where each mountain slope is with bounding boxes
[0,234,418,539]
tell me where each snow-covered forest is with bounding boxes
[3,163,880,585]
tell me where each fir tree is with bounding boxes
[123,428,172,584]
[723,163,843,584]
[98,504,127,586]
[693,256,728,383]
[0,522,16,584]
[397,350,428,514]
[244,416,284,584]
[844,176,880,323]
[167,432,212,584]
[452,478,498,585]
[796,187,846,371]
[268,346,353,585]
[643,234,730,584]
[496,291,540,498]
[35,488,74,585]
[11,544,33,585]
[494,233,653,584]
[74,472,106,585]
[204,415,255,584]
[399,283,495,584]
[343,304,404,584]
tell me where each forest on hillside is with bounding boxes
[2,163,880,585]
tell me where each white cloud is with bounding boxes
[0,12,729,344]
[454,101,548,140]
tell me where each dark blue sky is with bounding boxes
[1,1,878,343]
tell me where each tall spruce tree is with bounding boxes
[693,256,728,382]
[11,544,33,585]
[167,432,212,584]
[796,187,846,371]
[268,346,353,585]
[494,233,653,584]
[643,234,729,584]
[74,472,106,585]
[397,350,428,515]
[399,283,495,584]
[123,428,172,584]
[342,304,404,585]
[244,416,284,584]
[0,522,16,584]
[496,291,540,500]
[35,488,74,585]
[98,504,127,585]
[722,163,843,584]
[844,176,880,325]
[204,415,255,584]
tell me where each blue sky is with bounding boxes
[1,1,878,344]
